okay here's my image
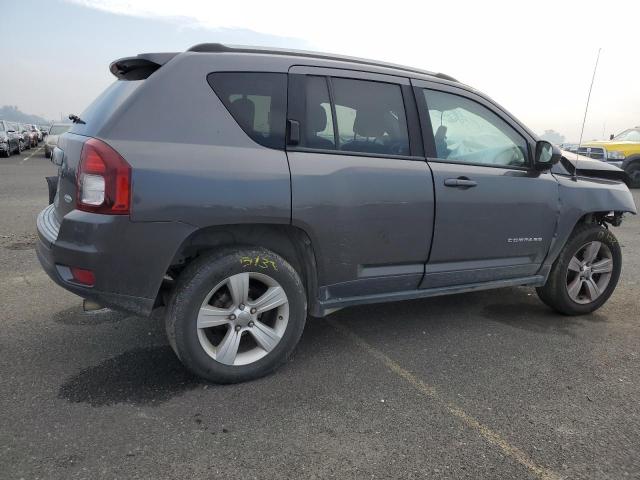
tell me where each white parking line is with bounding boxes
[20,146,43,164]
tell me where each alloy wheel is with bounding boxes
[565,240,614,304]
[196,271,289,366]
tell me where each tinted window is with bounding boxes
[69,80,143,137]
[331,78,409,156]
[424,89,527,167]
[302,76,335,149]
[208,72,287,150]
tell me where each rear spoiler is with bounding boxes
[109,52,178,80]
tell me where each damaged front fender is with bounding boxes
[540,174,636,277]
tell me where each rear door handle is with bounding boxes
[444,177,477,188]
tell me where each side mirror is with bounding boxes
[609,134,614,140]
[534,140,561,170]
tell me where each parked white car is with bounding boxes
[44,123,71,158]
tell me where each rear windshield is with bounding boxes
[49,125,71,135]
[207,72,287,150]
[69,80,143,136]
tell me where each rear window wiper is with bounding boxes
[68,114,86,125]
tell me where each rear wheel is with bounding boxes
[536,223,621,315]
[166,247,307,383]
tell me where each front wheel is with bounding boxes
[536,223,621,315]
[165,247,307,383]
[626,163,640,188]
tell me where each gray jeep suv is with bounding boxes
[36,44,637,383]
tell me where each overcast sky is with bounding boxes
[2,0,639,141]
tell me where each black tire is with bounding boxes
[536,223,621,315]
[626,163,640,188]
[165,247,307,383]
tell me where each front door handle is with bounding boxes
[444,177,477,188]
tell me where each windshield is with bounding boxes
[613,129,640,142]
[49,125,71,135]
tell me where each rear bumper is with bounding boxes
[36,204,195,317]
[36,237,155,316]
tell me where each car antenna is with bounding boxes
[574,47,602,181]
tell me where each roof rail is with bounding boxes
[187,43,458,83]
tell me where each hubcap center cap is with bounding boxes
[234,308,252,327]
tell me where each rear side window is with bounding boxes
[208,72,287,150]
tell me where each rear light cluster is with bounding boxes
[77,138,131,214]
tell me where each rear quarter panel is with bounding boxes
[90,53,294,227]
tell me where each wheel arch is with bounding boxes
[539,175,636,279]
[162,223,322,316]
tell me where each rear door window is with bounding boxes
[301,76,335,150]
[298,76,410,156]
[208,72,287,150]
[331,78,409,156]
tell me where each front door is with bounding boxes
[413,83,558,288]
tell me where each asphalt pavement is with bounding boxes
[1,146,639,479]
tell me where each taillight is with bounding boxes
[77,138,131,214]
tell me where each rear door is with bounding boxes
[287,67,434,299]
[413,79,558,288]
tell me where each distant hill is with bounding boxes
[0,106,51,125]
